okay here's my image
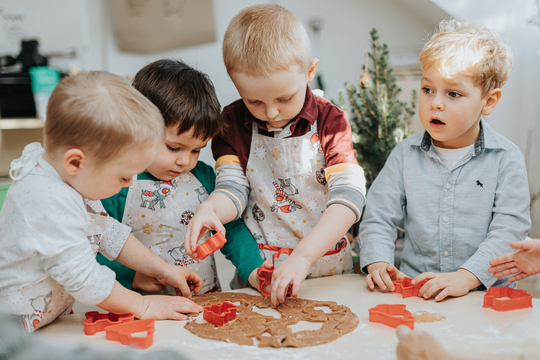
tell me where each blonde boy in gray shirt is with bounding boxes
[360,19,531,301]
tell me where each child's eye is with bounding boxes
[192,149,201,154]
[247,100,261,105]
[277,96,293,103]
[167,145,181,152]
[448,91,461,98]
[122,178,131,183]
[421,87,433,94]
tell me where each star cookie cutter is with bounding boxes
[196,231,227,260]
[368,304,415,330]
[483,286,533,312]
[392,277,427,298]
[83,311,135,335]
[203,301,237,327]
[105,319,155,349]
[257,248,293,297]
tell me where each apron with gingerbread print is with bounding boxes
[244,122,353,278]
[122,173,220,295]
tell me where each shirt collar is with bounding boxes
[243,85,318,132]
[414,118,488,156]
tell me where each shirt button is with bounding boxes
[443,216,450,222]
[446,183,451,189]
[443,251,450,257]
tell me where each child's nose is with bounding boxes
[265,106,279,120]
[176,151,190,166]
[430,96,444,111]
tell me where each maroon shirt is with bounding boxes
[212,86,358,170]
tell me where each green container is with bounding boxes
[0,181,11,211]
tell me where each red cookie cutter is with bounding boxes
[196,231,227,260]
[392,277,428,298]
[105,319,155,349]
[203,301,237,327]
[257,248,293,297]
[83,311,135,335]
[368,304,415,330]
[483,286,533,312]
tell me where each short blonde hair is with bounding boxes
[223,4,311,77]
[419,19,513,95]
[45,71,164,164]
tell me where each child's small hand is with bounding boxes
[131,271,165,292]
[155,264,203,298]
[184,202,226,259]
[138,295,203,320]
[413,269,481,301]
[488,239,540,282]
[366,262,406,291]
[270,254,311,308]
[248,260,273,295]
[396,325,453,360]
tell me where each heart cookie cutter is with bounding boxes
[203,301,238,327]
[483,286,533,312]
[105,319,155,349]
[368,304,415,330]
[392,277,428,298]
[257,248,293,297]
[196,231,227,260]
[83,312,135,335]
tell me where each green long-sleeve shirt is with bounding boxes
[96,161,263,289]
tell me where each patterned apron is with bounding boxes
[4,190,112,334]
[243,122,353,278]
[122,172,220,295]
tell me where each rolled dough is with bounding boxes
[185,292,359,348]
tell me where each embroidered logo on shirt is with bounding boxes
[140,180,178,211]
[476,180,484,188]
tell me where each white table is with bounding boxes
[36,274,540,360]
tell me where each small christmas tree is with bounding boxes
[336,28,417,189]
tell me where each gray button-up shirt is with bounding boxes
[359,119,531,288]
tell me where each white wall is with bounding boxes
[431,0,540,236]
[0,0,446,165]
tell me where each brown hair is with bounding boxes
[45,71,164,164]
[222,4,312,77]
[419,19,513,95]
[132,59,223,140]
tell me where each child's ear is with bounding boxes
[481,88,502,116]
[307,58,319,82]
[63,149,86,176]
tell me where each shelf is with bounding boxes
[0,118,45,130]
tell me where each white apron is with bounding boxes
[122,173,220,295]
[243,122,353,278]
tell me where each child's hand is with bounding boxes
[248,260,273,295]
[270,254,311,308]
[366,262,406,291]
[155,264,203,298]
[184,202,226,259]
[131,271,165,292]
[488,239,540,282]
[412,269,481,301]
[396,325,453,360]
[138,295,203,320]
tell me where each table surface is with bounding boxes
[36,274,540,360]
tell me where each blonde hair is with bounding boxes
[419,19,513,95]
[223,4,312,77]
[45,71,164,164]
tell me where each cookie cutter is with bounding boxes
[368,304,415,330]
[196,231,227,260]
[83,311,135,335]
[392,277,428,298]
[203,301,237,327]
[483,286,533,312]
[105,319,155,349]
[257,248,293,297]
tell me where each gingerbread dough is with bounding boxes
[412,310,446,323]
[185,292,359,348]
